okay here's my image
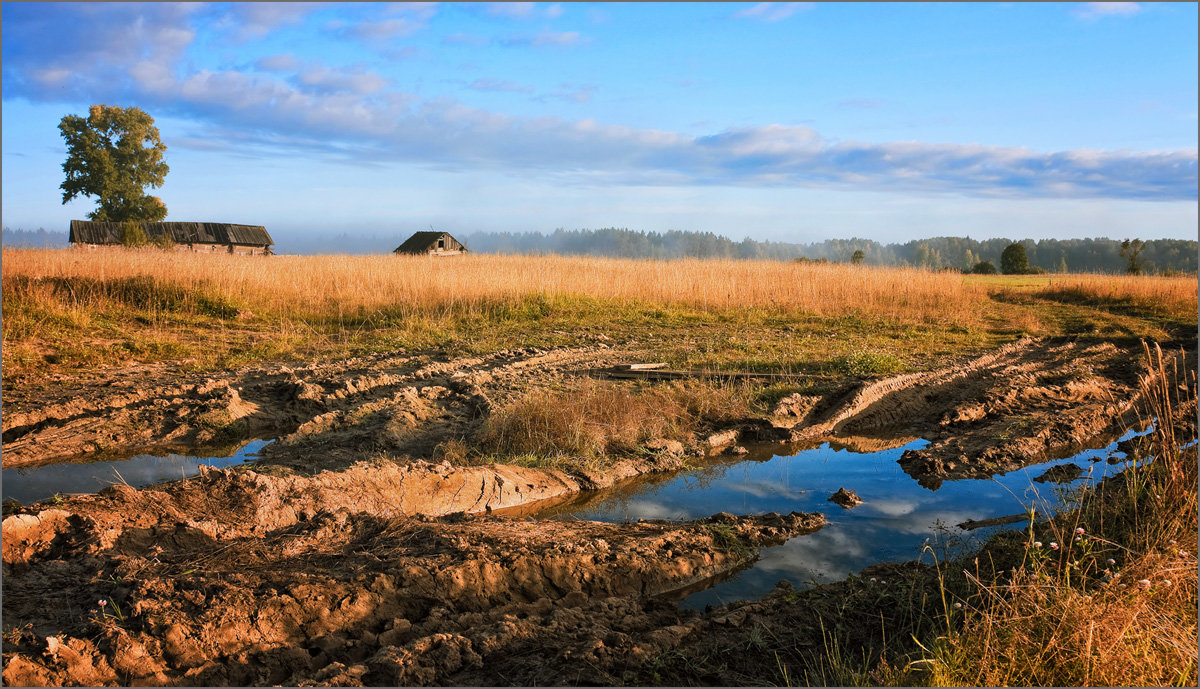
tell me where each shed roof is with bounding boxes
[394,231,445,253]
[69,221,273,246]
[393,231,466,254]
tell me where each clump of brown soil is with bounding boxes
[829,487,864,508]
[2,488,823,687]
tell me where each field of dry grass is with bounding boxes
[3,248,986,321]
[3,247,1195,378]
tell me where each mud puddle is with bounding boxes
[532,429,1150,610]
[1,439,273,506]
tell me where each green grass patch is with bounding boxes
[828,348,907,376]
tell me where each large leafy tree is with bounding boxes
[1000,242,1030,275]
[1120,238,1146,275]
[59,105,169,222]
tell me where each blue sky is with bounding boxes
[2,2,1196,245]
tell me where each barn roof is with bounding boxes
[69,221,273,246]
[394,231,446,253]
[393,231,466,254]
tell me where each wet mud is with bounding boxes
[2,336,1188,685]
[2,501,822,686]
[777,338,1151,488]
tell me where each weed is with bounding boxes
[702,522,754,562]
[828,348,906,377]
[2,622,35,649]
[88,597,127,630]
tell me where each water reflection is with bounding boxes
[1,439,274,505]
[542,430,1150,609]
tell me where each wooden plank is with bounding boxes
[607,368,820,382]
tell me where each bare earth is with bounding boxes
[0,336,1168,685]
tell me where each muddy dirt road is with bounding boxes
[3,337,1149,483]
[1,336,1182,685]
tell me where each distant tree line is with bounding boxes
[5,225,1194,275]
[463,229,1197,275]
[2,227,69,248]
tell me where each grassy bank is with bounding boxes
[3,248,1195,377]
[916,343,1197,686]
[628,344,1197,688]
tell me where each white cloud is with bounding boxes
[538,83,596,104]
[220,2,323,40]
[255,54,302,72]
[467,78,535,94]
[1073,2,1142,20]
[347,17,427,41]
[383,2,439,20]
[331,3,437,43]
[296,66,389,95]
[513,30,585,47]
[31,68,72,88]
[482,2,563,20]
[485,2,537,19]
[733,2,815,22]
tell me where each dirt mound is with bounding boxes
[1,501,823,687]
[779,338,1151,487]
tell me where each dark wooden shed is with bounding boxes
[393,231,467,256]
[69,220,274,255]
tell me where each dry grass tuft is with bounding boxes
[475,378,751,471]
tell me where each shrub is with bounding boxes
[829,348,905,376]
[118,222,149,247]
[971,261,997,275]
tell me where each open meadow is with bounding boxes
[2,247,1197,686]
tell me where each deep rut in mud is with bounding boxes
[1,345,629,471]
[2,336,1189,685]
[2,504,822,686]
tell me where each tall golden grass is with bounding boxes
[3,247,1194,372]
[6,249,1193,323]
[475,378,753,472]
[1028,273,1199,320]
[3,247,991,324]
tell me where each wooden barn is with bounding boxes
[393,231,467,256]
[69,221,274,255]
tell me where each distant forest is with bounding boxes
[4,225,1195,274]
[461,229,1197,275]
